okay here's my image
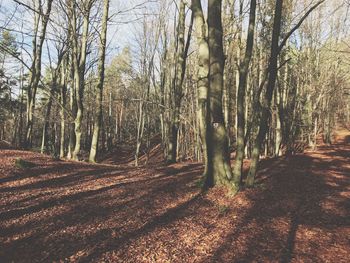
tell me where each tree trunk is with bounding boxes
[71,0,92,160]
[25,0,53,148]
[89,0,109,162]
[60,66,67,158]
[135,100,145,166]
[205,0,234,191]
[232,0,256,188]
[192,0,209,178]
[40,82,55,153]
[246,0,283,187]
[167,0,189,164]
[67,76,76,160]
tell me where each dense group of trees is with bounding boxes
[1,0,349,192]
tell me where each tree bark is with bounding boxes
[89,0,109,162]
[40,80,55,154]
[192,0,209,179]
[167,0,192,163]
[232,0,256,188]
[70,0,92,160]
[59,56,67,158]
[246,0,283,186]
[205,0,234,191]
[25,0,53,148]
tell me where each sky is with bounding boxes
[0,0,164,65]
[0,0,165,97]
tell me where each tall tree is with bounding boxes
[40,45,66,154]
[232,0,257,188]
[205,0,234,191]
[192,0,209,178]
[167,0,192,163]
[246,0,283,186]
[89,0,110,162]
[246,0,326,186]
[69,0,93,160]
[25,0,53,148]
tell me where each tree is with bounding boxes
[232,0,257,188]
[1,0,348,186]
[25,0,53,148]
[246,0,283,186]
[205,0,234,191]
[69,0,94,160]
[89,0,110,162]
[192,0,209,178]
[166,0,193,163]
[246,0,326,186]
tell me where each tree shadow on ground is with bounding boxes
[0,134,349,262]
[205,140,350,262]
[0,157,203,262]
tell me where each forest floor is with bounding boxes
[0,129,349,262]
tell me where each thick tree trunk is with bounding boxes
[205,0,234,191]
[71,0,92,160]
[89,0,109,162]
[192,0,209,179]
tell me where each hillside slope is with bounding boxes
[0,129,349,262]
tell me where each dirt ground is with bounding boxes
[0,129,349,262]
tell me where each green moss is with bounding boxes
[218,205,229,215]
[195,176,207,189]
[15,158,36,169]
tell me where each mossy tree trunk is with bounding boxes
[192,0,209,178]
[89,0,109,162]
[205,0,234,191]
[69,0,93,160]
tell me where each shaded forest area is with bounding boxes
[0,0,349,262]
